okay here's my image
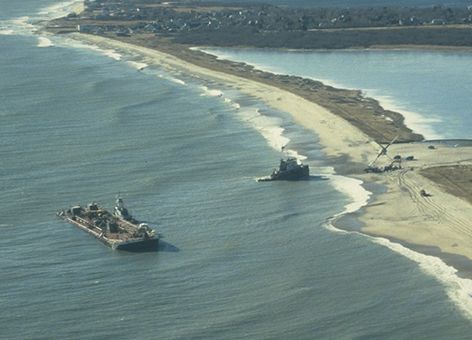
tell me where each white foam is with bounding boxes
[200,86,223,97]
[223,97,240,110]
[0,16,36,36]
[0,28,14,35]
[218,89,308,161]
[327,212,472,320]
[10,16,33,27]
[157,74,186,85]
[57,37,96,51]
[324,169,472,320]
[1,1,80,37]
[38,0,83,20]
[37,37,54,48]
[370,236,472,320]
[329,175,371,215]
[322,174,372,238]
[102,49,122,61]
[57,37,123,61]
[235,107,307,161]
[239,108,287,149]
[169,77,186,85]
[126,61,148,70]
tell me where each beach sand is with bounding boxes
[68,33,472,276]
[354,142,472,276]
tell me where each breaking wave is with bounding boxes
[236,106,306,161]
[0,28,14,35]
[200,86,223,97]
[374,236,472,320]
[157,74,186,85]
[325,172,472,321]
[126,61,148,70]
[56,38,123,61]
[37,0,84,20]
[224,97,240,110]
[37,36,54,48]
[0,16,36,36]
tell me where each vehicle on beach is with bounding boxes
[364,136,402,173]
[57,197,159,251]
[258,157,310,181]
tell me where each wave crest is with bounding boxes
[200,86,223,97]
[37,37,54,48]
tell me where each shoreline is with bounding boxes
[54,31,472,279]
[348,141,472,278]
[100,34,425,145]
[66,32,379,164]
[198,46,446,140]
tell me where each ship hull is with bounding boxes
[114,238,159,252]
[259,165,310,181]
[272,165,309,180]
[58,213,159,252]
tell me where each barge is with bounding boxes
[57,198,159,251]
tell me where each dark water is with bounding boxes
[2,1,472,339]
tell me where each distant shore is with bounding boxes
[59,31,472,278]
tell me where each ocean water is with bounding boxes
[2,1,472,339]
[203,47,472,140]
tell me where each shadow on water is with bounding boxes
[158,240,180,253]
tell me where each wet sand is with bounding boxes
[66,32,472,277]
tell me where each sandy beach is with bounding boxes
[353,142,472,277]
[67,32,472,276]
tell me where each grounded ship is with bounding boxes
[57,198,159,251]
[258,157,310,181]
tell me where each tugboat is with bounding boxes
[57,197,159,251]
[258,157,310,181]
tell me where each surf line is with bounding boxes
[325,174,472,321]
